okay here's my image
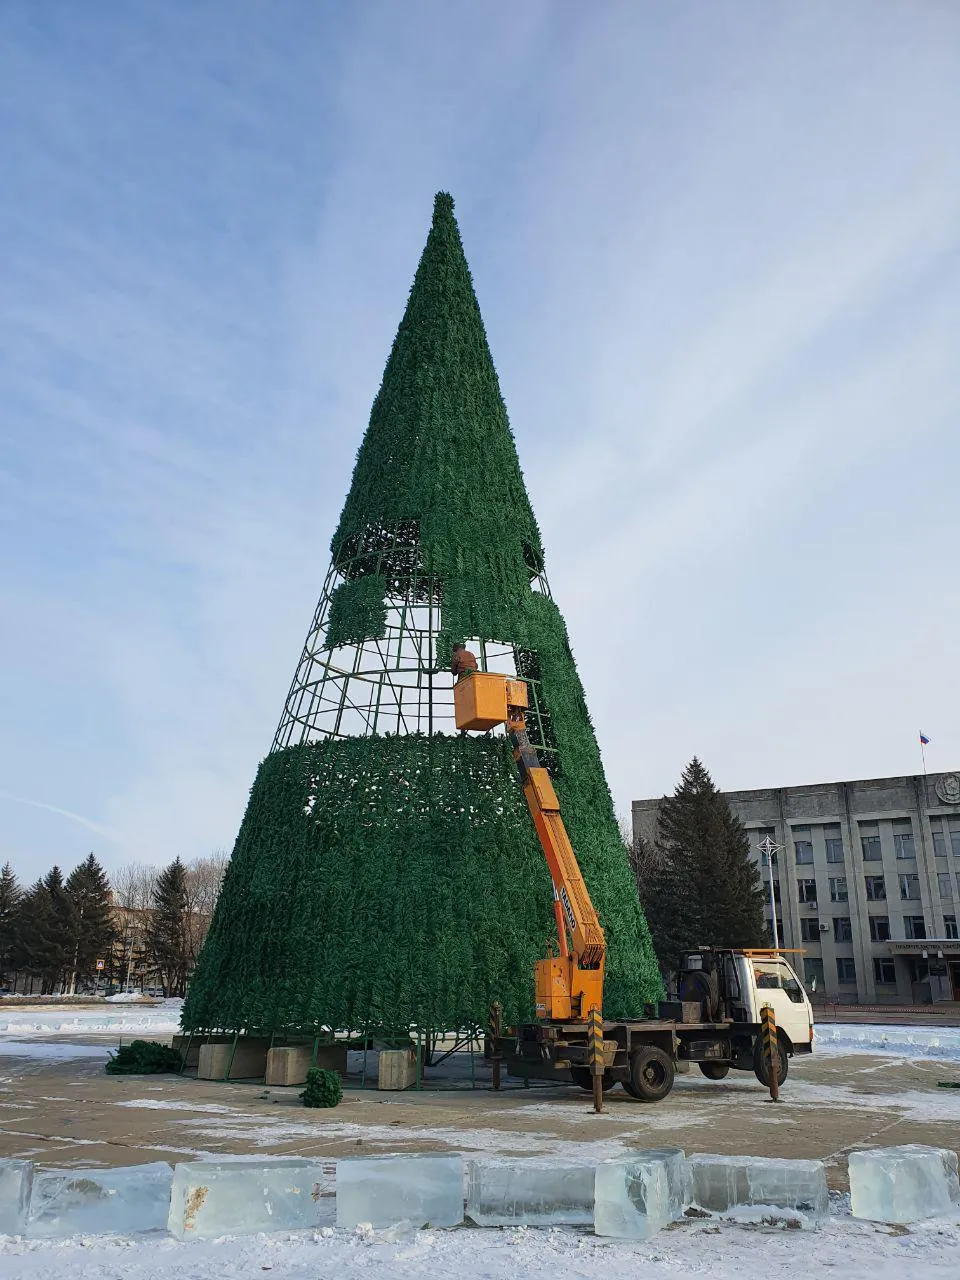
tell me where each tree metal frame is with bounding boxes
[272,532,558,770]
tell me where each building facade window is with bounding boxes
[873,957,897,984]
[829,876,848,903]
[800,917,821,942]
[904,916,927,940]
[860,822,882,861]
[824,825,844,863]
[869,915,890,942]
[931,816,946,857]
[945,915,959,940]
[865,875,887,901]
[797,878,818,904]
[938,872,954,901]
[794,837,814,865]
[899,873,921,901]
[804,958,824,990]
[836,957,856,984]
[893,818,916,859]
[834,916,853,942]
[950,817,960,857]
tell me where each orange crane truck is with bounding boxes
[454,670,815,1112]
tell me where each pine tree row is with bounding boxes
[0,853,227,998]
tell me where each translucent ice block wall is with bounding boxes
[168,1159,335,1239]
[336,1154,464,1229]
[689,1155,828,1228]
[27,1163,173,1238]
[467,1159,595,1226]
[849,1146,960,1225]
[594,1148,688,1239]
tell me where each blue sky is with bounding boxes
[2,1,958,881]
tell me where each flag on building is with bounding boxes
[920,732,930,745]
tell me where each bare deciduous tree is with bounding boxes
[110,863,158,991]
[184,851,229,967]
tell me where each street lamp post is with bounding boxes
[757,834,783,951]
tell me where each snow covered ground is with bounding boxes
[0,999,184,1038]
[816,1023,960,1062]
[2,1005,959,1063]
[2,1213,959,1280]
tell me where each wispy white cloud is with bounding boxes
[1,1,958,880]
[0,791,117,844]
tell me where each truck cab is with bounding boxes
[675,947,814,1083]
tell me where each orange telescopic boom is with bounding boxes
[453,672,606,1023]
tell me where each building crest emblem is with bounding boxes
[935,774,960,805]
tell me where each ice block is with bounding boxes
[0,1159,33,1236]
[27,1162,173,1238]
[849,1145,960,1225]
[168,1158,335,1239]
[594,1148,688,1239]
[689,1154,828,1228]
[466,1159,595,1226]
[336,1154,463,1229]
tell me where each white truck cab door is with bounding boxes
[749,958,814,1050]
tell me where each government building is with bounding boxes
[632,771,960,1005]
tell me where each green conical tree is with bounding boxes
[15,877,62,992]
[0,863,22,987]
[183,193,662,1038]
[639,758,768,975]
[64,854,116,992]
[147,858,190,997]
[42,866,76,993]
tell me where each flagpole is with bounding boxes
[919,733,928,777]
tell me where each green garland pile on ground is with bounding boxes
[183,192,662,1038]
[105,1040,183,1075]
[301,1067,342,1108]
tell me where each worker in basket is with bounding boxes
[451,642,479,681]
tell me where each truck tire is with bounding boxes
[624,1046,675,1102]
[678,969,721,1022]
[698,1062,730,1080]
[570,1067,615,1093]
[753,1036,789,1087]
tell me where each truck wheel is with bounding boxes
[570,1067,615,1093]
[625,1046,675,1102]
[753,1037,789,1087]
[698,1062,730,1080]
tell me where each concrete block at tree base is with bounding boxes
[265,1044,349,1086]
[266,1046,313,1086]
[173,1034,232,1069]
[314,1043,347,1076]
[0,1159,33,1235]
[197,1038,269,1080]
[378,1048,417,1090]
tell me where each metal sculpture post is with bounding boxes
[757,834,782,950]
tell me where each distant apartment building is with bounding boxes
[632,771,960,1005]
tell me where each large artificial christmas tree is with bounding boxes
[182,193,662,1039]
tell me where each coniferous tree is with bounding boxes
[147,858,190,996]
[64,854,116,992]
[639,758,767,976]
[14,879,59,991]
[0,863,22,988]
[41,866,76,992]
